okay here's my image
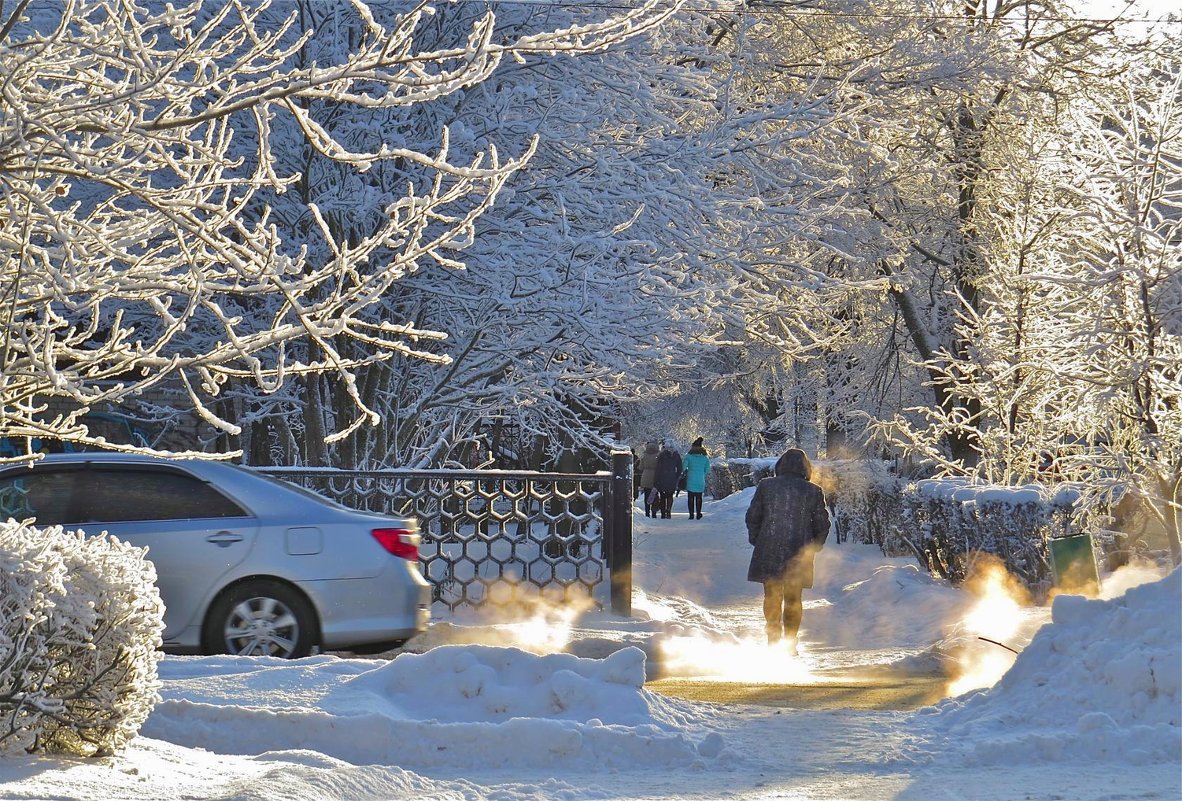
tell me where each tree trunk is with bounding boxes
[1156,473,1182,567]
[301,374,328,467]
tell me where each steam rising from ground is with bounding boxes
[1096,558,1167,600]
[400,542,1172,704]
[654,633,815,683]
[402,582,594,654]
[944,557,1034,697]
[942,556,1171,697]
[634,589,816,682]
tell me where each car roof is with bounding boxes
[7,452,207,464]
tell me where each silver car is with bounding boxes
[0,453,430,658]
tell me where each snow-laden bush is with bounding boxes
[809,462,1087,591]
[891,480,1078,589]
[0,520,164,756]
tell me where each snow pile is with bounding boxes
[928,569,1181,764]
[144,645,719,770]
[807,550,968,651]
[326,644,653,723]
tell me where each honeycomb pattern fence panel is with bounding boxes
[258,468,610,612]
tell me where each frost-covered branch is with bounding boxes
[0,0,679,460]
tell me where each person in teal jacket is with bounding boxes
[682,437,711,519]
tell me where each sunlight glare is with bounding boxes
[496,596,592,652]
[657,633,815,683]
[633,589,677,623]
[946,558,1032,696]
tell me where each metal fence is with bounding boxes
[259,452,633,615]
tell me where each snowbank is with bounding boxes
[143,645,720,770]
[927,569,1181,765]
[807,551,968,650]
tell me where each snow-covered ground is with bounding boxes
[1,486,1178,800]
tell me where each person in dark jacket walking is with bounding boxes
[638,441,660,517]
[653,440,683,519]
[746,448,830,653]
[682,437,711,519]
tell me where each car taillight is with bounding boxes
[371,528,420,561]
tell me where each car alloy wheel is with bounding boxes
[205,580,317,659]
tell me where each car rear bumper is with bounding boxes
[305,560,432,650]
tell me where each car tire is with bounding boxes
[203,580,318,659]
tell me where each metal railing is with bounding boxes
[258,452,633,615]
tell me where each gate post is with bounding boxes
[608,450,633,616]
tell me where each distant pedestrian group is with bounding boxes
[636,437,711,519]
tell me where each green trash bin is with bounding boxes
[1048,533,1101,596]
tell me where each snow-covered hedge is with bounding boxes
[811,459,902,547]
[818,466,1080,589]
[810,462,1083,591]
[894,480,1078,589]
[0,520,164,756]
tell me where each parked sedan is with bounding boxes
[0,453,430,658]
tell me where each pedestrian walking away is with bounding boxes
[638,441,660,517]
[682,437,711,519]
[745,448,830,654]
[653,440,683,519]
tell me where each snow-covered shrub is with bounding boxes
[704,461,753,500]
[0,520,163,756]
[892,480,1078,590]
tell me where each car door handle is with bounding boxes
[206,531,243,547]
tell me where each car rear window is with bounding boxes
[246,471,352,510]
[72,469,249,523]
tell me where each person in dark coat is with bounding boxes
[746,448,830,652]
[638,441,660,517]
[653,440,683,519]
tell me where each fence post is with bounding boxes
[609,450,633,616]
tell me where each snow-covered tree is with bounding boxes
[863,41,1181,563]
[1047,60,1182,563]
[669,0,1137,463]
[0,0,676,462]
[183,1,841,469]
